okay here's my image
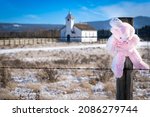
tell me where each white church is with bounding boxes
[60,12,97,42]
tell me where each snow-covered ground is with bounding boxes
[138,41,150,47]
[0,44,106,54]
[0,41,149,54]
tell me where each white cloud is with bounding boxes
[81,6,88,10]
[75,5,105,22]
[99,2,150,18]
[19,2,150,23]
[77,2,150,22]
[7,14,42,24]
[25,14,39,19]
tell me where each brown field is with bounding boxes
[0,42,149,100]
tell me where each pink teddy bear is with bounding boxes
[107,18,149,78]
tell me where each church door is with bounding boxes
[67,35,70,42]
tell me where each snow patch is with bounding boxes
[12,73,38,84]
[13,24,21,28]
[0,44,106,54]
[11,87,37,100]
[92,82,105,93]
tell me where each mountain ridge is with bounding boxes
[86,16,150,30]
[0,16,150,32]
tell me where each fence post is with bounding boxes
[116,17,133,100]
[116,57,133,100]
[3,39,5,46]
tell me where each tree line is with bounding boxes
[98,26,150,41]
[0,29,60,39]
[137,26,150,41]
[0,26,149,41]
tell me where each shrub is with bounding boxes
[53,59,69,65]
[80,57,89,64]
[37,69,59,83]
[94,70,113,83]
[89,78,100,85]
[0,68,11,88]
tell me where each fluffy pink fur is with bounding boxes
[107,18,149,78]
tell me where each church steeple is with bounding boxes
[65,12,74,36]
[66,12,74,20]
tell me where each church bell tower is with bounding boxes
[65,12,74,36]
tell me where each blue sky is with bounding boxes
[0,0,150,24]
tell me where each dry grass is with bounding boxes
[132,70,150,82]
[91,71,113,83]
[0,88,18,100]
[80,82,92,89]
[39,94,54,100]
[65,89,75,94]
[79,82,93,96]
[53,59,69,65]
[65,83,81,94]
[104,81,116,97]
[0,43,149,100]
[89,78,100,85]
[37,69,59,83]
[25,83,41,91]
[1,58,38,68]
[6,82,18,90]
[87,93,113,100]
[74,70,93,78]
[96,54,112,68]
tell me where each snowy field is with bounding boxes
[0,41,149,54]
[0,42,150,100]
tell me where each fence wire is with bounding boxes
[0,66,149,71]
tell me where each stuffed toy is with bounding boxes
[107,18,149,78]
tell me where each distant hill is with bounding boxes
[86,16,150,30]
[86,20,110,30]
[0,23,64,32]
[134,16,150,29]
[0,16,150,32]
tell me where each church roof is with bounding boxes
[60,23,96,31]
[74,23,96,31]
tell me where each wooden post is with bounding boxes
[9,38,10,45]
[116,17,133,100]
[18,38,21,45]
[3,39,5,46]
[116,57,133,100]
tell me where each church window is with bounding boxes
[85,32,87,37]
[71,28,75,34]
